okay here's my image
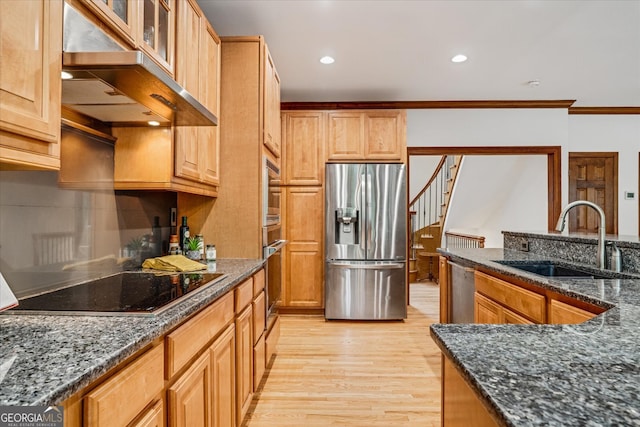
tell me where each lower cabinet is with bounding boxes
[210,324,236,427]
[548,299,597,324]
[474,292,533,324]
[441,356,498,427]
[235,304,254,424]
[63,268,275,427]
[168,351,211,427]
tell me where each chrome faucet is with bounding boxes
[555,200,606,269]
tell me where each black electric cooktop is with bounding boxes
[10,271,226,315]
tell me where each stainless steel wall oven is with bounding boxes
[263,157,281,227]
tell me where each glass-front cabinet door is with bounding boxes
[139,0,175,76]
[84,0,138,45]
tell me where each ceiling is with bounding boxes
[198,0,640,107]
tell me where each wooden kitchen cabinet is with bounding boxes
[474,271,546,323]
[168,350,211,427]
[138,0,175,75]
[281,111,325,185]
[130,400,164,427]
[548,299,597,324]
[264,46,281,158]
[210,323,236,427]
[84,344,164,426]
[442,356,498,427]
[174,0,220,185]
[474,292,533,324]
[206,36,281,259]
[235,304,254,425]
[0,0,62,170]
[439,256,451,323]
[80,0,138,46]
[326,110,406,162]
[282,186,324,308]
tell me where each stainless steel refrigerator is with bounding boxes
[325,163,407,320]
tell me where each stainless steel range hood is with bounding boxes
[62,2,217,127]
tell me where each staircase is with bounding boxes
[409,155,462,283]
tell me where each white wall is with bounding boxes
[409,156,441,202]
[445,156,548,247]
[406,109,640,244]
[407,109,567,247]
[568,115,640,236]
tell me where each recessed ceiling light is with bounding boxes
[527,80,541,87]
[148,120,160,126]
[320,56,335,65]
[451,54,468,63]
[61,71,73,80]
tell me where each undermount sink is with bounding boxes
[495,260,611,279]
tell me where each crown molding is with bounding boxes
[568,107,640,115]
[280,100,576,110]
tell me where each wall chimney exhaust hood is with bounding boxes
[62,3,217,127]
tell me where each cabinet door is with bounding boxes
[474,292,501,324]
[263,45,281,158]
[200,22,221,185]
[548,299,596,324]
[131,399,164,427]
[85,345,164,426]
[138,0,175,75]
[327,112,364,160]
[282,187,324,308]
[235,305,254,424]
[364,110,405,160]
[282,112,325,185]
[168,351,211,427]
[0,0,62,168]
[83,0,137,45]
[439,257,450,323]
[210,323,236,427]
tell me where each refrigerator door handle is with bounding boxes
[327,262,405,270]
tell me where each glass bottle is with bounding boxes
[178,216,190,254]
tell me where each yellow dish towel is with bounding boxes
[142,255,206,272]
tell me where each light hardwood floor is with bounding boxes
[244,282,442,426]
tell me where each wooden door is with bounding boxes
[364,110,405,160]
[201,22,221,185]
[474,293,501,324]
[282,187,324,308]
[327,112,364,160]
[263,44,281,158]
[235,305,253,424]
[210,323,236,427]
[568,153,618,234]
[282,111,325,185]
[0,0,62,168]
[168,351,211,427]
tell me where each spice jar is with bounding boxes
[205,244,217,261]
[169,235,180,255]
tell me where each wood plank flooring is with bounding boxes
[244,282,442,426]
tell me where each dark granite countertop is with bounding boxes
[0,258,265,406]
[432,247,640,427]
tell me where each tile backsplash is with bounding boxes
[0,170,176,298]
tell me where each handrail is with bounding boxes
[409,155,447,206]
[444,231,485,248]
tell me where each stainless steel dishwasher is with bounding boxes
[449,261,475,323]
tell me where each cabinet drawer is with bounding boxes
[548,299,597,324]
[253,334,266,392]
[253,268,265,297]
[265,316,280,364]
[85,345,164,427]
[253,290,266,344]
[166,292,234,378]
[235,277,254,312]
[130,398,164,427]
[474,271,545,323]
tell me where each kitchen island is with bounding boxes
[0,258,265,407]
[433,244,640,426]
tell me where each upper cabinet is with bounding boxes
[281,111,325,186]
[263,46,281,159]
[326,110,406,162]
[81,0,175,75]
[112,0,220,196]
[0,0,62,170]
[82,0,138,45]
[138,0,175,75]
[174,0,221,185]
